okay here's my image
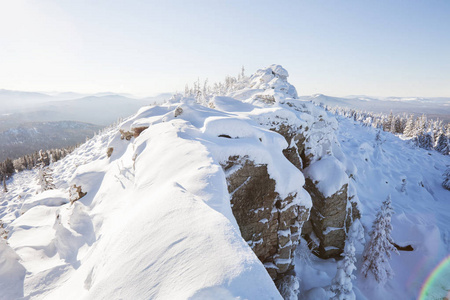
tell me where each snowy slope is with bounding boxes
[0,65,314,299]
[302,94,450,123]
[0,114,283,299]
[296,114,450,299]
[1,65,449,300]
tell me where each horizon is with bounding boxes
[1,1,449,98]
[2,87,450,101]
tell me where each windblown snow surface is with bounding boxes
[0,65,449,299]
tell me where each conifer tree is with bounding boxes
[37,166,56,192]
[435,134,449,155]
[384,112,393,132]
[375,130,383,146]
[331,239,357,300]
[415,133,434,150]
[443,167,450,191]
[389,117,396,133]
[361,195,398,284]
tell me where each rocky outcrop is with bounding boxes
[69,184,87,204]
[119,129,133,141]
[119,126,149,141]
[106,147,114,158]
[222,156,309,280]
[303,179,348,258]
[132,126,148,138]
[249,64,299,102]
[265,104,361,260]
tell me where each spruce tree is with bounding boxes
[435,134,449,155]
[443,167,450,191]
[37,166,55,192]
[383,112,393,132]
[331,240,357,300]
[361,195,399,284]
[415,133,434,150]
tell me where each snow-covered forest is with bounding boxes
[324,105,450,155]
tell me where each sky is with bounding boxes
[0,0,449,97]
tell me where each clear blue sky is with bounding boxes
[1,0,449,97]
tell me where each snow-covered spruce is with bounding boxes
[443,167,450,190]
[330,239,357,300]
[323,105,450,155]
[361,195,399,284]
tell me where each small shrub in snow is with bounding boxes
[361,195,399,284]
[330,240,356,300]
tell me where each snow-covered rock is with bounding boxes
[0,65,367,299]
[248,64,299,102]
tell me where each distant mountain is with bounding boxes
[24,95,146,125]
[141,93,174,105]
[0,89,53,113]
[301,94,450,122]
[0,90,173,159]
[0,121,101,161]
[0,95,151,131]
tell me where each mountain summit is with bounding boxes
[0,66,449,300]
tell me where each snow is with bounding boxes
[295,113,450,299]
[0,66,316,299]
[0,65,448,299]
[0,116,283,299]
[304,156,348,198]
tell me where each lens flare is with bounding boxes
[418,255,450,300]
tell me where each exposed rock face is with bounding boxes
[69,184,87,204]
[132,126,148,138]
[272,124,305,171]
[119,129,133,141]
[303,179,348,258]
[266,107,361,260]
[222,156,309,280]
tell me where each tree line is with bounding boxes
[0,147,75,191]
[183,66,248,105]
[323,105,450,155]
